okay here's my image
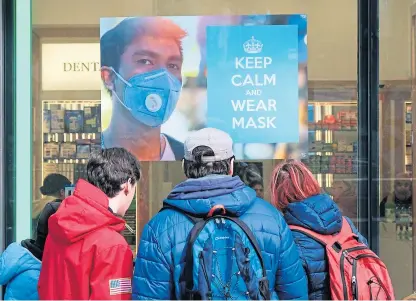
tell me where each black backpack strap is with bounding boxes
[227,217,270,300]
[159,203,203,224]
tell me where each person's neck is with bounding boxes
[108,196,124,217]
[105,102,163,161]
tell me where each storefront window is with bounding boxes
[15,0,410,297]
[377,1,416,297]
[30,0,359,245]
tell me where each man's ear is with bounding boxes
[120,182,129,196]
[229,158,235,175]
[101,66,115,91]
[59,189,65,198]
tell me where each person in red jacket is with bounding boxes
[38,147,141,300]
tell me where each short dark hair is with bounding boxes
[87,147,141,198]
[101,17,186,74]
[40,173,71,196]
[183,146,233,179]
[234,162,262,186]
[249,180,263,188]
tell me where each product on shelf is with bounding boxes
[64,110,84,133]
[406,105,412,124]
[59,143,77,159]
[83,105,101,133]
[308,110,358,131]
[43,109,51,133]
[50,110,65,133]
[406,130,411,146]
[309,140,334,152]
[43,142,59,159]
[309,140,357,154]
[306,154,357,175]
[90,144,101,154]
[76,144,91,159]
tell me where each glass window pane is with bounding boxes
[30,0,358,277]
[379,0,415,298]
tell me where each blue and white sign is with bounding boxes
[206,25,299,144]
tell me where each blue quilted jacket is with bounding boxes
[284,194,368,300]
[133,175,308,300]
[0,242,41,300]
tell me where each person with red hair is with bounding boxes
[269,159,368,300]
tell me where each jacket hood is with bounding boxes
[48,179,126,244]
[164,175,256,216]
[22,200,62,261]
[21,238,43,261]
[284,194,343,235]
[0,242,41,285]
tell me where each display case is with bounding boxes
[306,100,358,220]
[42,100,101,182]
[307,101,358,185]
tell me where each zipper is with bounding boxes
[199,252,212,300]
[346,246,368,253]
[340,250,349,300]
[352,259,358,300]
[356,254,378,260]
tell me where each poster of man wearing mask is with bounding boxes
[100,15,308,161]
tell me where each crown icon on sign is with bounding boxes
[243,36,263,54]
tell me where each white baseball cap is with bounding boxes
[184,128,234,163]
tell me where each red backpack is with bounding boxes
[289,217,395,300]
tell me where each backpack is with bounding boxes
[160,204,271,300]
[289,217,395,300]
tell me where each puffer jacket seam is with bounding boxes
[150,214,189,241]
[296,241,310,274]
[139,256,171,267]
[278,256,302,273]
[135,275,170,283]
[242,211,282,220]
[275,274,306,287]
[146,224,172,272]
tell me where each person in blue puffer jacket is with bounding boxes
[269,160,368,300]
[133,128,308,300]
[0,200,60,300]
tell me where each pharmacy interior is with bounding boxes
[10,0,415,298]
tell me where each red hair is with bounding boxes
[270,160,321,211]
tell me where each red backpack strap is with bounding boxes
[289,217,354,247]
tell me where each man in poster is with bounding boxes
[100,17,186,161]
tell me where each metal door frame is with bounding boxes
[357,0,379,252]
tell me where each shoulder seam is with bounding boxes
[95,243,131,258]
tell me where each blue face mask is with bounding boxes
[110,67,182,127]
